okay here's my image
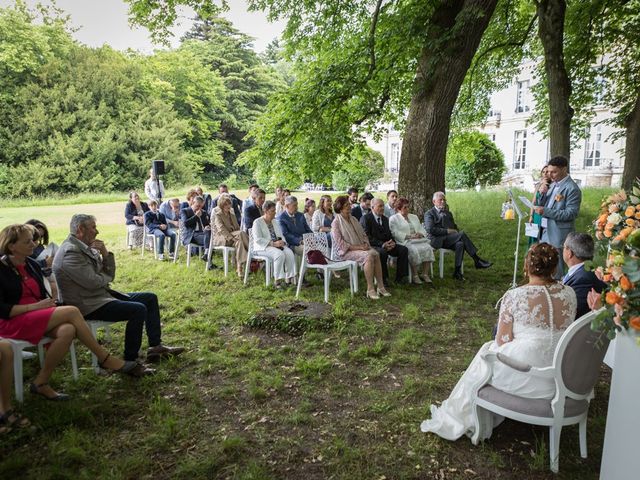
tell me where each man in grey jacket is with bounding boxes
[53,214,184,366]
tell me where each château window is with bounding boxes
[513,130,527,170]
[516,80,530,113]
[390,143,400,172]
[584,124,602,168]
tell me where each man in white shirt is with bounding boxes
[144,168,165,203]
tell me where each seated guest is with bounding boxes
[1,224,150,403]
[424,191,492,281]
[211,184,242,224]
[421,243,576,441]
[195,186,212,214]
[144,168,165,204]
[125,191,149,248]
[384,190,398,218]
[275,186,286,216]
[159,198,181,230]
[180,189,198,211]
[241,184,260,214]
[312,195,334,247]
[243,188,266,232]
[252,200,296,289]
[53,215,183,367]
[25,219,59,271]
[212,194,249,277]
[389,198,435,284]
[347,187,359,207]
[562,232,607,319]
[361,198,410,287]
[332,195,388,299]
[144,200,177,260]
[303,198,316,230]
[278,196,313,256]
[0,339,31,432]
[351,192,374,221]
[180,196,212,262]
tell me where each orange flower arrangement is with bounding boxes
[592,181,640,337]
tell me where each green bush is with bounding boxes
[445,132,505,189]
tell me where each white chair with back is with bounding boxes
[470,309,609,473]
[296,233,357,303]
[243,228,274,286]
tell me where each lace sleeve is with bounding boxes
[496,290,515,345]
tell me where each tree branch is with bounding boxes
[366,0,385,80]
[459,12,538,108]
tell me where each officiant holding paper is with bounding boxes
[532,156,582,279]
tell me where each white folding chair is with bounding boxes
[205,233,236,276]
[86,320,113,374]
[330,240,359,293]
[243,228,275,286]
[437,248,463,279]
[471,310,609,473]
[2,337,79,403]
[174,220,204,267]
[297,233,356,303]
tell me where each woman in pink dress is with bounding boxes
[0,224,149,401]
[331,195,388,299]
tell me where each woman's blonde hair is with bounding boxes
[0,224,36,256]
[218,193,232,209]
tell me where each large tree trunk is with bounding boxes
[622,94,640,190]
[398,0,498,218]
[537,0,573,163]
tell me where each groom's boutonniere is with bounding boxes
[555,193,564,202]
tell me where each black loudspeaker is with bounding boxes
[152,160,165,176]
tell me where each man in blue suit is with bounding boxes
[279,195,312,286]
[562,232,607,320]
[180,196,212,264]
[533,155,582,279]
[144,200,177,260]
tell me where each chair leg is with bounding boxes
[579,417,588,458]
[244,254,251,285]
[205,247,213,273]
[352,264,359,293]
[187,245,191,267]
[265,260,272,287]
[11,343,24,403]
[37,343,45,368]
[349,266,355,296]
[296,265,306,298]
[439,250,445,279]
[223,249,229,277]
[324,269,330,303]
[89,324,100,373]
[69,341,79,380]
[141,232,146,257]
[549,425,562,473]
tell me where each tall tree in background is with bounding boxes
[535,0,572,161]
[180,16,286,181]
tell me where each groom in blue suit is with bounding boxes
[533,155,582,279]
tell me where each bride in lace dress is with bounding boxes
[421,243,577,441]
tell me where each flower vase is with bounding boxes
[599,329,640,480]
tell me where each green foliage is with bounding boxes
[331,145,384,191]
[180,16,287,182]
[445,132,505,189]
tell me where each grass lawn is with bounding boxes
[0,187,615,479]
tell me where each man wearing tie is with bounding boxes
[562,232,607,320]
[180,196,212,263]
[361,198,410,287]
[533,155,582,279]
[424,191,491,281]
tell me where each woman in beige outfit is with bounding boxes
[211,194,249,276]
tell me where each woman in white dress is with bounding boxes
[420,242,576,441]
[389,198,435,284]
[252,200,297,289]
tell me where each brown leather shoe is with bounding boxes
[121,361,156,377]
[146,344,185,363]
